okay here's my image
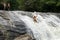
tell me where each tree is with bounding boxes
[7,0,19,10]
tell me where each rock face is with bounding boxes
[14,34,33,40]
[0,11,35,40]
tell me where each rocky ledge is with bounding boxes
[0,11,35,40]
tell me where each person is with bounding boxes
[3,3,6,10]
[7,3,10,10]
[32,12,37,22]
[0,2,6,10]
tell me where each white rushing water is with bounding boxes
[9,11,60,40]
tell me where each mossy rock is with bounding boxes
[0,24,4,29]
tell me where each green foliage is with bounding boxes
[7,0,19,10]
[0,0,60,12]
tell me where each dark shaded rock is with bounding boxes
[12,21,27,34]
[0,30,5,40]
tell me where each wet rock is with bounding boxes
[0,11,35,40]
[14,34,34,40]
[13,21,27,34]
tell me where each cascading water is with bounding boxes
[9,11,60,40]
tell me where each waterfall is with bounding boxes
[9,11,60,40]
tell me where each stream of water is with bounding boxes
[9,11,60,40]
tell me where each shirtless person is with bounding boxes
[32,12,37,22]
